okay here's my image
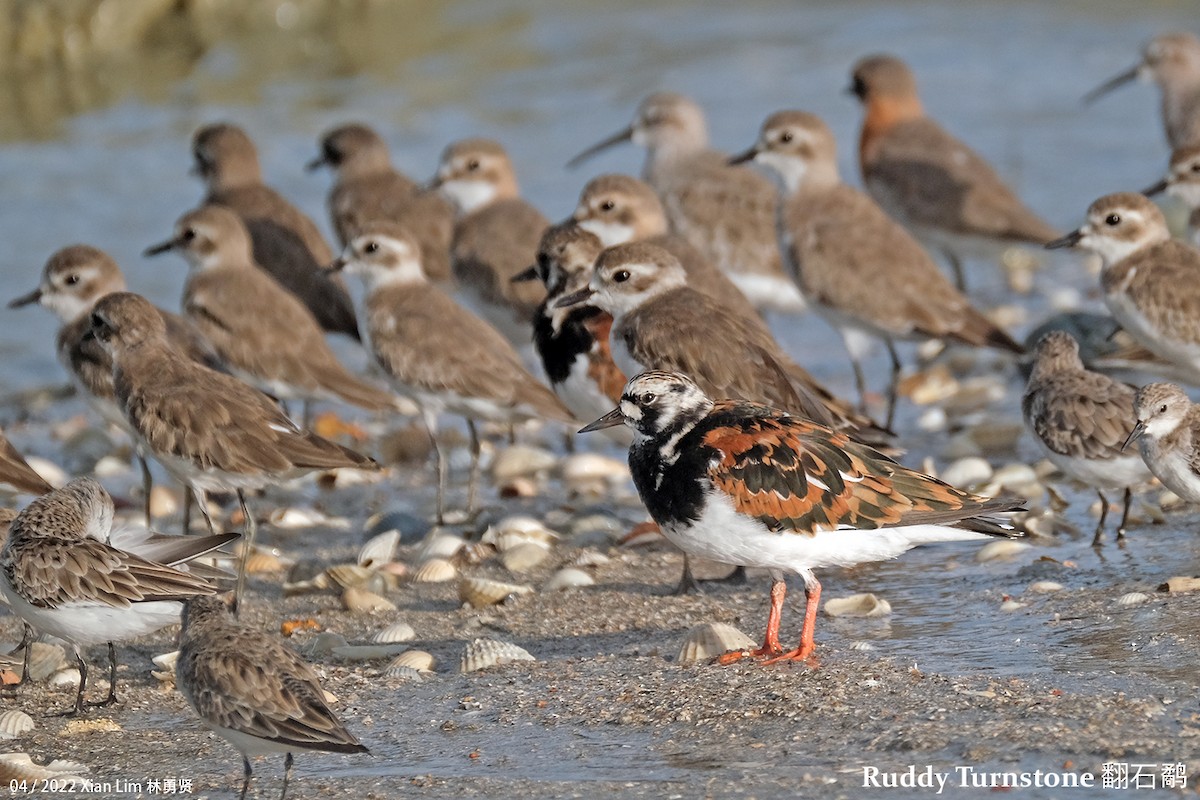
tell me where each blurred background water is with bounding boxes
[0,0,1195,395]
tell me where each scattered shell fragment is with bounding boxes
[0,710,34,739]
[559,453,630,495]
[151,651,179,672]
[371,622,416,644]
[10,642,66,682]
[901,365,958,405]
[458,577,533,608]
[1160,576,1200,594]
[306,632,349,657]
[342,586,397,613]
[417,534,465,563]
[542,567,596,592]
[823,593,892,618]
[50,668,80,687]
[848,641,877,651]
[941,457,993,489]
[975,540,1031,562]
[92,455,129,478]
[1116,592,1150,607]
[1000,599,1027,612]
[383,664,427,682]
[459,638,535,673]
[675,622,756,664]
[331,644,409,661]
[498,477,538,498]
[572,550,612,568]
[24,456,67,489]
[411,557,457,584]
[491,445,557,482]
[389,649,436,673]
[269,506,341,529]
[147,485,180,519]
[1028,581,1063,594]
[501,542,550,573]
[0,753,88,783]
[325,564,380,591]
[484,516,560,552]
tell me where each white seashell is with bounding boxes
[331,644,409,661]
[501,542,550,573]
[675,622,756,664]
[975,540,1031,562]
[484,516,560,552]
[823,593,891,618]
[416,534,465,563]
[940,457,993,489]
[458,577,533,608]
[849,641,876,651]
[498,477,538,498]
[151,651,179,671]
[542,567,596,592]
[358,530,400,568]
[23,457,67,490]
[389,649,436,673]
[92,455,129,478]
[341,586,397,613]
[491,445,557,482]
[411,557,457,583]
[1116,592,1150,607]
[20,643,66,682]
[459,638,535,673]
[572,550,612,568]
[1000,599,1027,612]
[916,406,948,433]
[0,753,88,783]
[324,563,378,590]
[559,453,629,495]
[306,632,349,657]
[0,710,34,739]
[147,485,180,519]
[50,668,80,687]
[1028,581,1063,594]
[370,622,416,644]
[383,664,427,681]
[268,507,332,529]
[989,463,1041,490]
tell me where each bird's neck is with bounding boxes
[860,95,924,164]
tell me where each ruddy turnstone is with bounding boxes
[1084,32,1200,150]
[1144,142,1200,247]
[145,205,397,420]
[850,54,1058,290]
[1022,331,1152,544]
[331,223,574,523]
[432,137,548,345]
[732,110,1025,427]
[1046,192,1200,384]
[308,122,455,283]
[569,173,759,320]
[176,594,367,800]
[1128,382,1200,504]
[567,92,801,314]
[191,122,359,339]
[0,431,52,496]
[88,292,376,608]
[0,478,232,713]
[581,371,1023,663]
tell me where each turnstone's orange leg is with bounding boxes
[763,577,821,665]
[717,577,787,664]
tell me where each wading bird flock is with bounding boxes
[3,33,1200,797]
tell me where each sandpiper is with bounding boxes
[0,478,232,714]
[191,122,359,339]
[0,431,51,496]
[145,205,398,419]
[88,292,376,608]
[1084,32,1200,150]
[308,122,455,284]
[554,242,889,443]
[732,110,1024,427]
[1047,192,1200,385]
[569,173,759,320]
[176,595,367,800]
[1022,331,1152,544]
[581,372,1023,664]
[568,92,803,314]
[9,245,219,526]
[332,223,574,523]
[432,137,548,345]
[850,54,1058,290]
[1144,142,1200,246]
[1128,382,1200,504]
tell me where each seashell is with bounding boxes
[941,376,1006,416]
[358,530,400,569]
[383,664,426,682]
[325,564,378,590]
[989,463,1041,490]
[458,542,498,566]
[501,542,550,573]
[1161,576,1200,594]
[341,586,397,613]
[458,577,533,608]
[371,622,416,644]
[378,561,409,578]
[849,640,876,651]
[50,668,80,688]
[823,593,891,618]
[484,516,560,552]
[20,643,66,682]
[460,638,535,673]
[901,365,958,405]
[23,456,67,489]
[940,457,993,489]
[92,455,129,478]
[559,453,630,495]
[0,710,34,739]
[975,540,1031,562]
[1028,581,1063,594]
[916,406,948,433]
[411,557,457,583]
[151,651,179,672]
[969,422,1025,456]
[331,644,409,661]
[1116,592,1150,607]
[542,567,595,592]
[1000,599,1026,612]
[572,550,612,568]
[498,477,538,498]
[491,445,557,483]
[306,632,349,657]
[282,572,332,597]
[0,753,88,783]
[147,486,181,520]
[417,533,465,563]
[269,506,330,529]
[569,513,625,542]
[675,622,756,664]
[244,547,289,575]
[389,649,436,673]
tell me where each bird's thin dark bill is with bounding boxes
[8,288,42,308]
[566,126,634,169]
[143,239,178,257]
[727,147,758,166]
[325,258,347,273]
[1142,179,1170,197]
[579,407,624,433]
[511,265,539,283]
[305,155,328,172]
[553,286,594,309]
[1044,230,1083,250]
[1082,65,1140,105]
[1122,421,1146,452]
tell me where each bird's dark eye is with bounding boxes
[466,159,480,171]
[64,274,79,286]
[182,228,197,241]
[780,130,793,143]
[364,241,379,254]
[1160,403,1168,413]
[1191,163,1200,173]
[600,200,615,212]
[1105,214,1121,226]
[612,269,631,283]
[640,393,656,405]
